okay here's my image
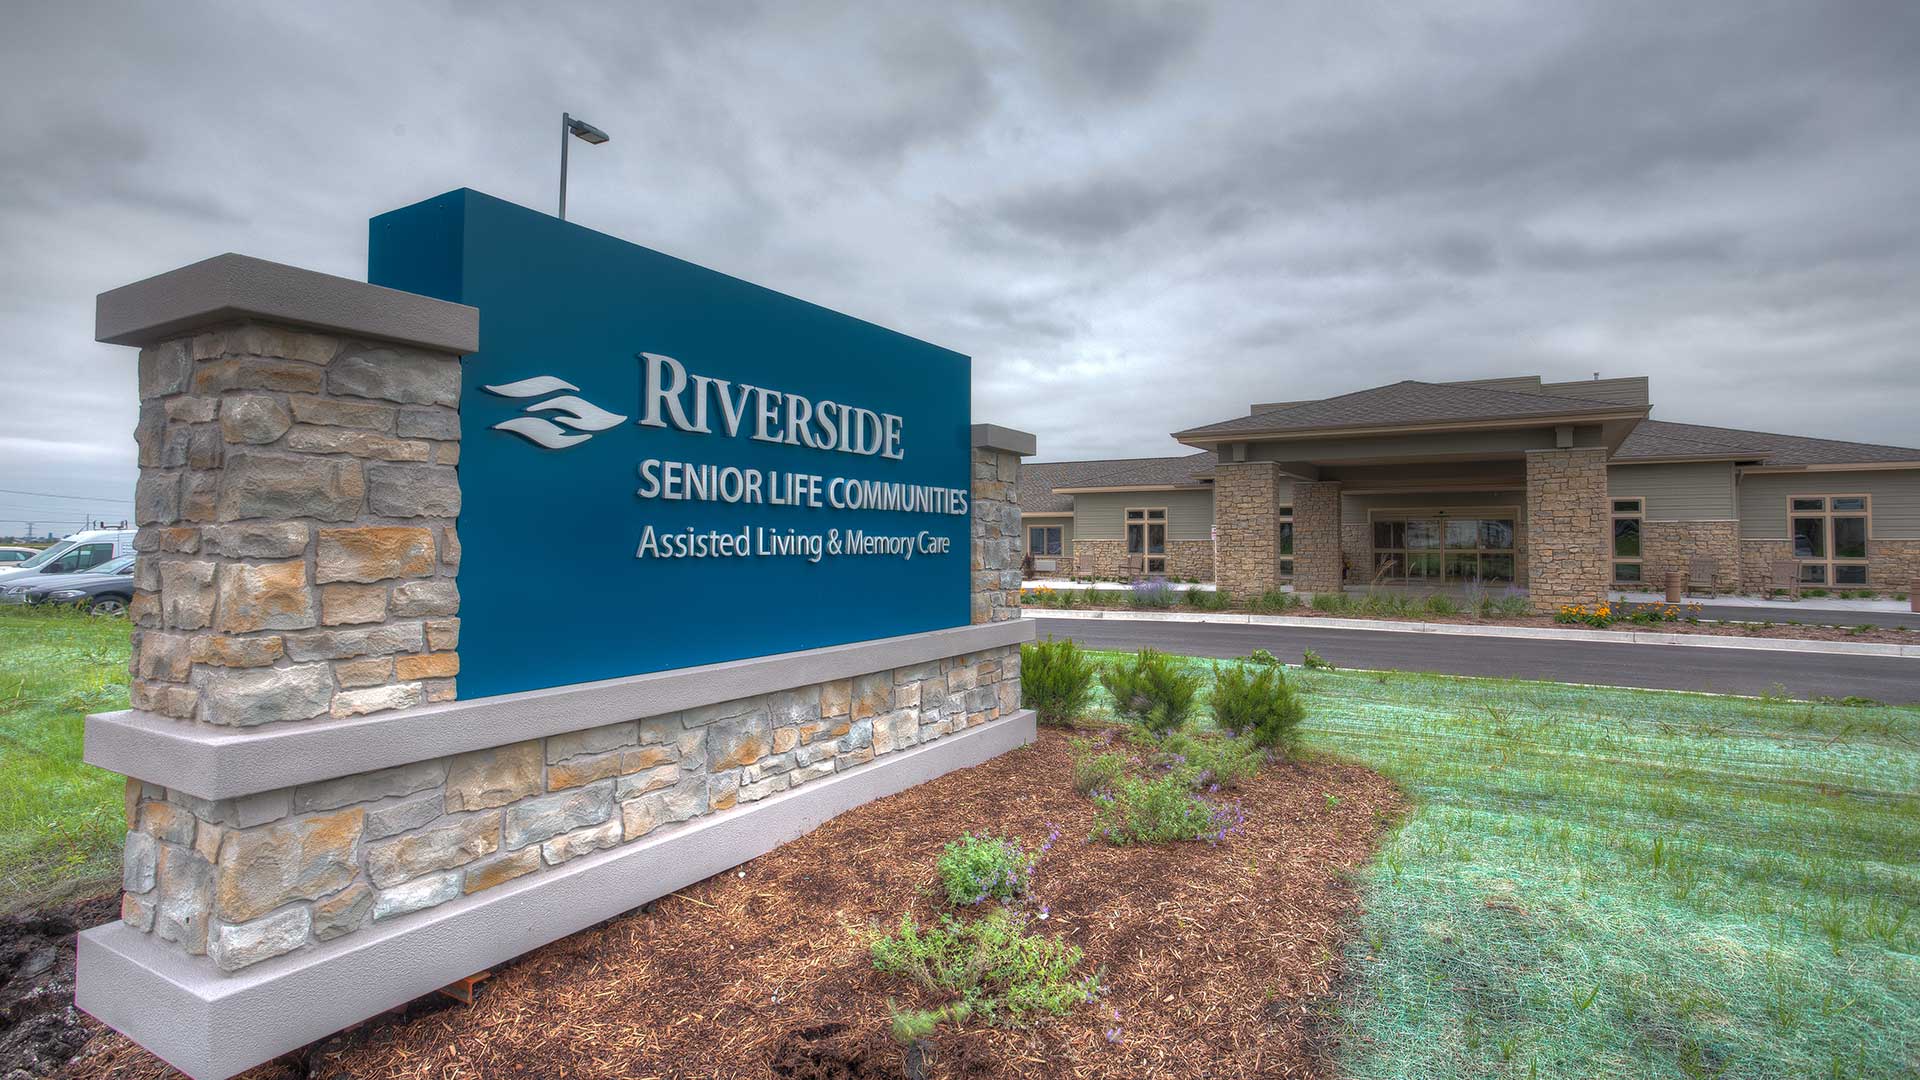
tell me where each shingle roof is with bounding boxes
[1615,420,1920,467]
[1069,452,1217,490]
[1175,380,1639,439]
[1017,453,1217,513]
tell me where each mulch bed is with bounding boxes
[61,728,1403,1080]
[1027,601,1917,645]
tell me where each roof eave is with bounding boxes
[1737,461,1920,474]
[1050,483,1213,495]
[1173,408,1651,446]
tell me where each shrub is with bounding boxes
[1021,637,1095,727]
[870,909,1099,1026]
[1100,649,1201,736]
[1091,773,1244,845]
[1159,730,1265,789]
[1310,591,1352,613]
[1069,737,1129,795]
[1422,593,1461,616]
[1128,579,1175,609]
[1244,648,1281,667]
[1301,647,1334,671]
[936,833,1037,906]
[1250,589,1299,613]
[1184,588,1232,611]
[1210,662,1307,756]
[1359,591,1415,617]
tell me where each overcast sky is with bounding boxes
[3,1,1917,533]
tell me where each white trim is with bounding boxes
[76,711,1037,1080]
[86,620,1037,801]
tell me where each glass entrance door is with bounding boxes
[1372,515,1515,585]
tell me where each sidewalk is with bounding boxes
[1022,607,1920,659]
[1024,579,1914,620]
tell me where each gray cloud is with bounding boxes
[0,0,1916,529]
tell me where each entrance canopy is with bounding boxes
[1176,376,1652,609]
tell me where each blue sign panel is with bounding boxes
[369,190,972,699]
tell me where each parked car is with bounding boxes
[0,546,41,568]
[0,555,136,614]
[0,529,135,585]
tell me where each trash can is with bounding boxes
[1664,569,1686,604]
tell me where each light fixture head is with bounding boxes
[567,117,610,144]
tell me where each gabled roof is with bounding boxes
[1175,380,1642,441]
[1064,451,1217,491]
[1017,452,1217,513]
[1615,420,1920,467]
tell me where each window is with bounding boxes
[1789,496,1869,585]
[1126,507,1168,574]
[45,542,116,575]
[1611,498,1643,583]
[0,551,30,564]
[1371,513,1516,584]
[1026,525,1062,557]
[1277,505,1294,577]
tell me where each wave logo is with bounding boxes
[481,376,629,450]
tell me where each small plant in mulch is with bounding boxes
[934,833,1043,907]
[1301,647,1335,671]
[869,908,1101,1028]
[1099,648,1201,735]
[1069,737,1130,796]
[1210,662,1307,757]
[1090,772,1245,846]
[1155,730,1265,791]
[1020,637,1096,727]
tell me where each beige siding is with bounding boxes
[1072,489,1215,541]
[1341,491,1526,522]
[1020,515,1074,554]
[1608,463,1737,522]
[1737,469,1920,538]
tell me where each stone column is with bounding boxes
[123,303,467,726]
[970,424,1037,624]
[1213,461,1282,597]
[97,254,477,959]
[1525,447,1610,612]
[1291,480,1344,594]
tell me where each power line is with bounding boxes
[0,486,135,504]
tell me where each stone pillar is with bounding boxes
[970,424,1037,624]
[1525,447,1610,612]
[126,318,465,727]
[1214,460,1283,597]
[98,255,477,961]
[1291,480,1344,594]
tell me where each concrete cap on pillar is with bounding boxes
[970,423,1037,457]
[96,253,479,353]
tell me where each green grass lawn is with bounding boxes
[1087,650,1920,1080]
[2,611,1915,1077]
[0,607,130,911]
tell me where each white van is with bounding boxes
[0,529,138,585]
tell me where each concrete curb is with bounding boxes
[77,709,1038,1080]
[1022,607,1920,659]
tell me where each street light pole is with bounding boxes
[558,111,610,221]
[559,112,571,220]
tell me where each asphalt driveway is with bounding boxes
[1038,617,1920,704]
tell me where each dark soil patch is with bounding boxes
[3,894,117,1079]
[66,728,1404,1080]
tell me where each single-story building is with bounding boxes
[1019,374,1920,610]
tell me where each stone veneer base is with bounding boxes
[78,707,1037,1080]
[87,620,1035,801]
